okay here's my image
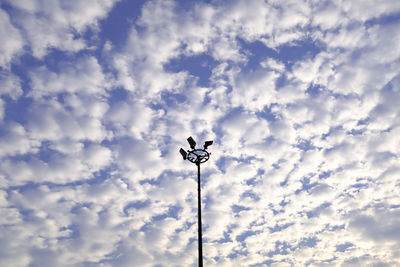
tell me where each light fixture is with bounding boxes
[179,136,213,267]
[187,136,197,150]
[203,140,213,150]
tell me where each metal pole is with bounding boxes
[197,161,203,267]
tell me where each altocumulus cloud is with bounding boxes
[1,0,400,266]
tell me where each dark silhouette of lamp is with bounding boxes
[187,136,197,149]
[179,136,213,267]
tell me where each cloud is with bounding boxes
[0,99,3,121]
[0,70,23,100]
[3,0,119,58]
[1,0,400,266]
[0,122,40,158]
[0,9,24,68]
[29,56,111,98]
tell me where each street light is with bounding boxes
[180,136,213,267]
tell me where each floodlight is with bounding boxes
[204,140,213,149]
[179,136,213,267]
[179,148,187,160]
[187,136,196,149]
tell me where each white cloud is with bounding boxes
[0,70,23,100]
[29,56,110,98]
[0,99,4,121]
[26,99,108,143]
[1,0,400,266]
[105,98,154,138]
[3,0,119,59]
[0,122,40,158]
[0,9,24,68]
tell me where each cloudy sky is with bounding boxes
[1,0,400,266]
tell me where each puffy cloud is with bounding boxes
[0,122,40,158]
[0,70,23,100]
[29,56,111,98]
[3,0,119,59]
[0,9,24,68]
[25,99,108,143]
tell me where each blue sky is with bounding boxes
[1,0,400,266]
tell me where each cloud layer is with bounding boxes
[1,0,400,266]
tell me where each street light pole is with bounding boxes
[197,162,203,267]
[180,137,213,267]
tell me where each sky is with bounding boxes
[1,0,400,266]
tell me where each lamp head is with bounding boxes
[179,148,187,160]
[204,140,213,149]
[187,136,196,149]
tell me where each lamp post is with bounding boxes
[180,136,213,267]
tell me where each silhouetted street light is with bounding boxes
[180,136,213,267]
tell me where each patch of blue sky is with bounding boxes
[212,106,244,137]
[351,182,369,190]
[250,259,275,267]
[70,202,93,214]
[152,205,182,221]
[326,224,346,232]
[227,248,248,259]
[215,229,233,243]
[0,1,12,11]
[160,90,187,108]
[365,11,400,28]
[336,242,354,252]
[8,207,35,225]
[245,175,263,186]
[279,163,299,187]
[106,86,131,103]
[41,49,94,73]
[306,202,331,219]
[321,125,344,140]
[163,53,218,87]
[296,138,317,151]
[213,256,221,262]
[267,240,292,257]
[123,199,151,216]
[306,83,325,97]
[232,204,250,214]
[270,206,285,216]
[1,98,32,127]
[236,38,276,72]
[175,221,196,234]
[241,190,260,201]
[357,117,370,126]
[279,199,290,208]
[346,128,366,136]
[269,222,294,233]
[256,103,280,122]
[298,236,319,249]
[214,156,230,174]
[295,176,318,194]
[7,54,41,105]
[236,230,259,243]
[319,170,332,179]
[139,221,153,232]
[277,39,322,68]
[57,224,80,240]
[237,37,322,73]
[99,0,147,49]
